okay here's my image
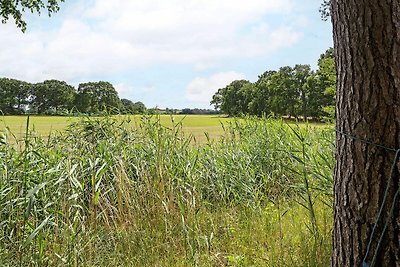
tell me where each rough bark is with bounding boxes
[331,0,400,266]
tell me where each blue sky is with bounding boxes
[0,0,332,109]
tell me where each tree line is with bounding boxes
[0,79,146,115]
[211,48,336,120]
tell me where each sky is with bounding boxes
[0,0,333,109]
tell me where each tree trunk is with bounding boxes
[331,0,400,266]
[301,89,307,122]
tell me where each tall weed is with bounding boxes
[0,115,334,266]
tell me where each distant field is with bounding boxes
[0,115,234,143]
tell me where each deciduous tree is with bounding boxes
[0,77,30,114]
[249,70,276,116]
[121,99,147,114]
[211,80,254,116]
[316,48,336,119]
[0,0,64,32]
[31,80,76,114]
[75,81,122,114]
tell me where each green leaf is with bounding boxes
[23,216,51,248]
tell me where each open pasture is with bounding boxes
[0,115,234,143]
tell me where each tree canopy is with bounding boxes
[121,99,147,114]
[211,48,336,120]
[75,81,122,114]
[0,0,64,32]
[31,80,76,114]
[0,78,146,115]
[0,77,29,114]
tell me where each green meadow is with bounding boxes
[0,115,334,266]
[0,115,234,143]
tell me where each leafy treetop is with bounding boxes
[319,0,331,20]
[0,0,64,32]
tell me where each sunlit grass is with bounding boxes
[0,114,328,145]
[0,115,334,266]
[0,115,234,143]
[0,115,78,137]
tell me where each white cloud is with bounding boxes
[139,85,157,93]
[114,82,157,102]
[0,0,300,83]
[185,71,246,106]
[115,83,133,95]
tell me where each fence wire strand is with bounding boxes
[335,128,400,267]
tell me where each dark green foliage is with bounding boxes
[316,48,336,119]
[121,98,134,113]
[75,81,122,114]
[0,77,146,115]
[249,70,276,116]
[269,65,300,117]
[180,108,220,115]
[31,80,76,114]
[0,0,64,32]
[211,80,255,116]
[0,77,30,114]
[319,0,331,20]
[121,99,147,114]
[211,48,336,120]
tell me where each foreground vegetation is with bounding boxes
[0,116,334,266]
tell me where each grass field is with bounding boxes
[0,115,234,143]
[0,115,334,266]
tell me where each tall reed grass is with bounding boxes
[0,115,334,266]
